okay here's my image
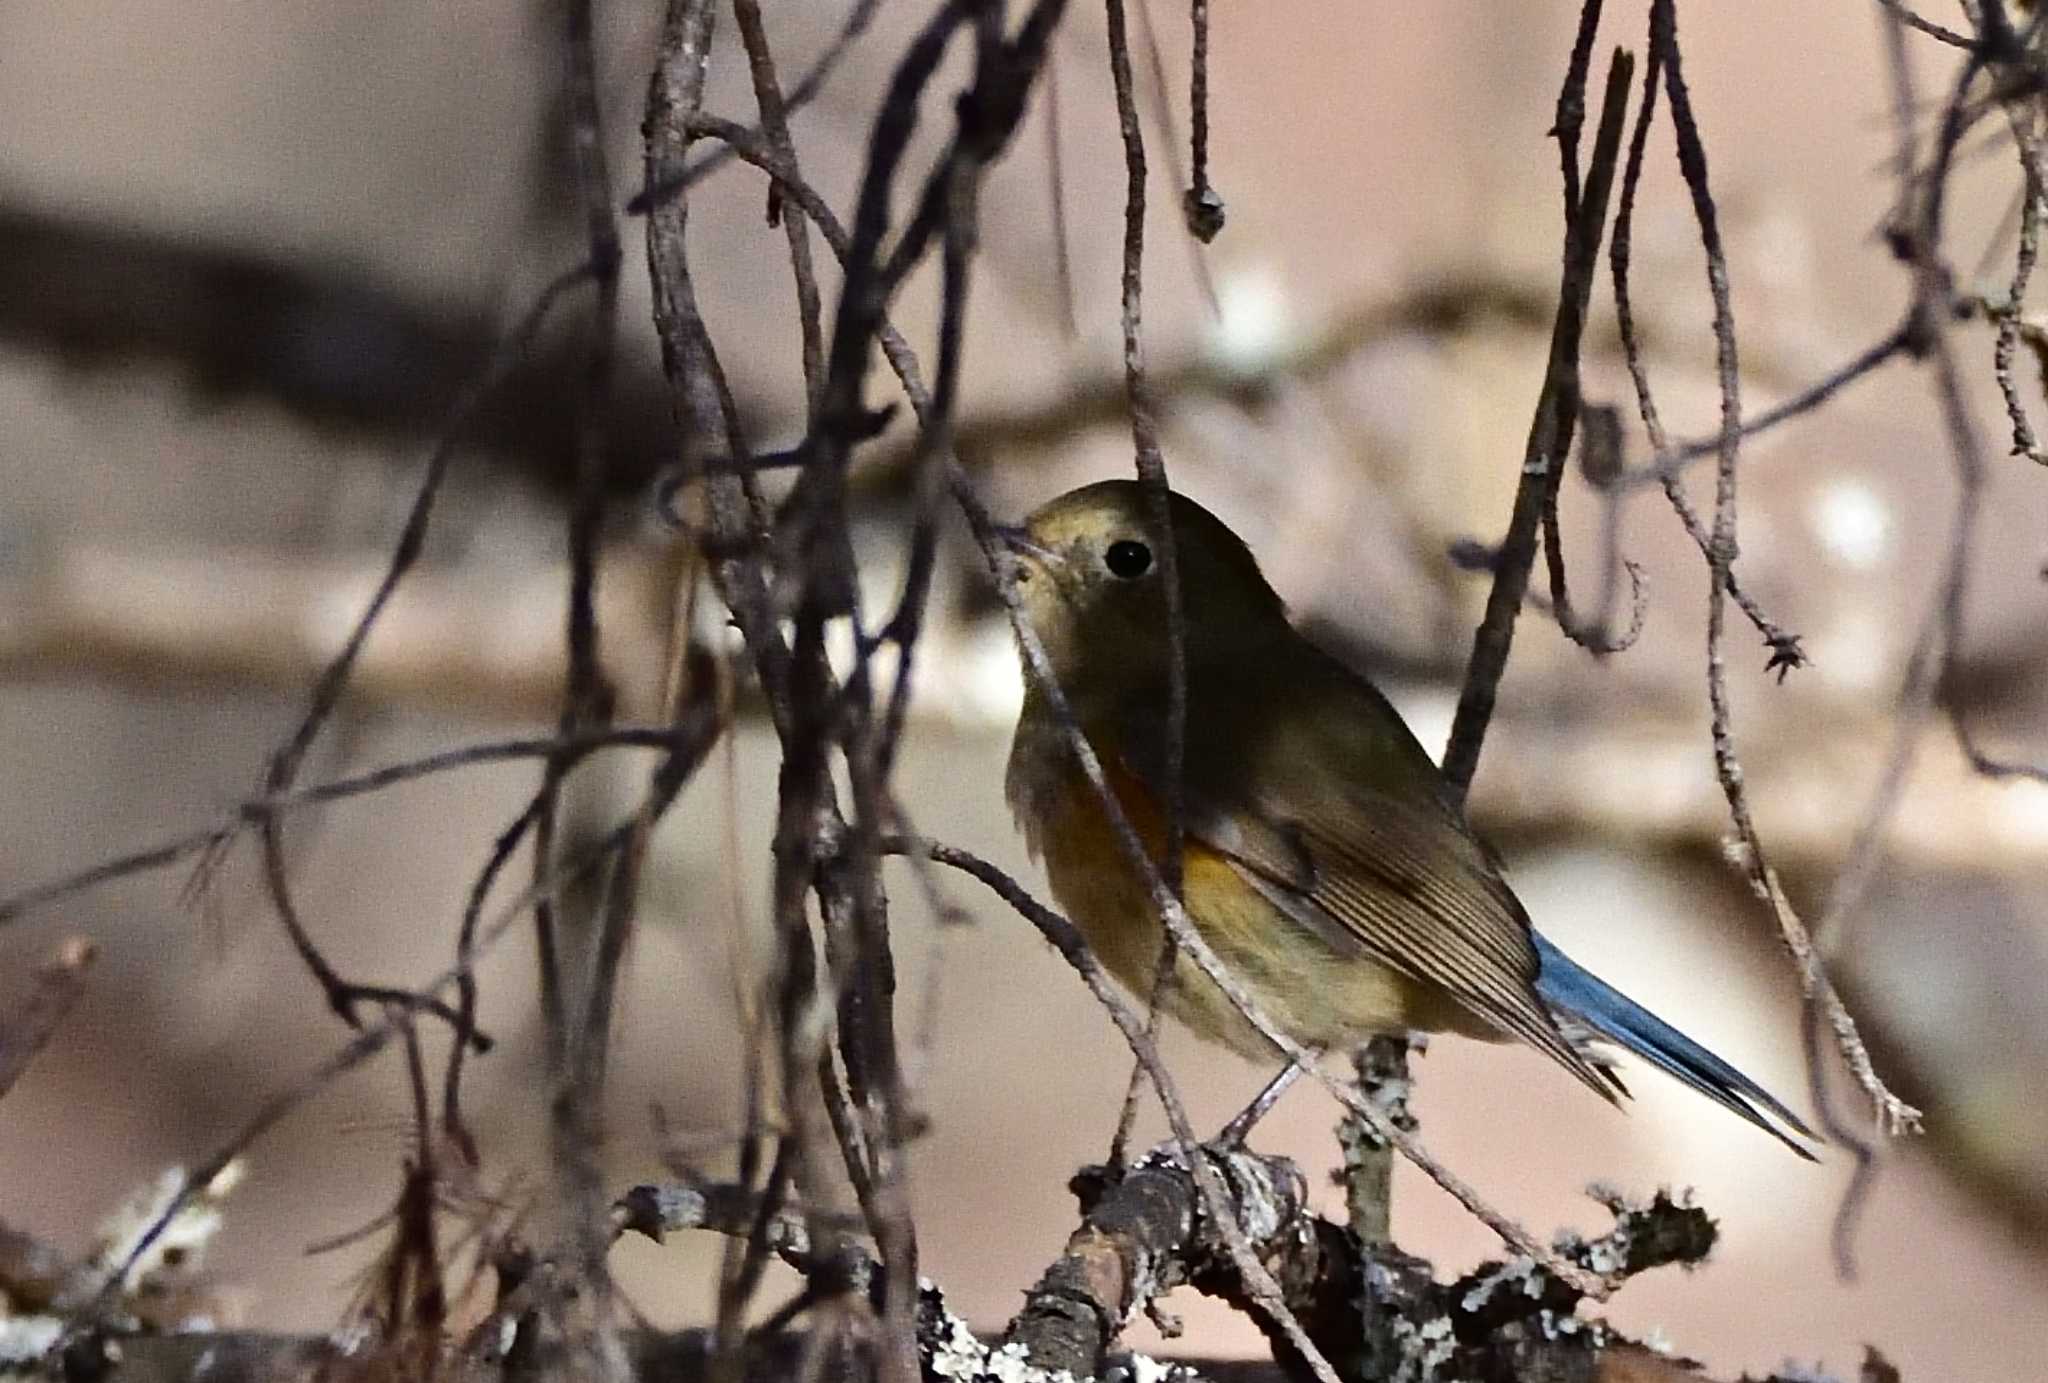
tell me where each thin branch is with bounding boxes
[0,936,98,1101]
[1653,3,1917,1283]
[1102,0,1194,1173]
[768,14,1083,1383]
[1337,1036,1416,1249]
[626,0,884,214]
[1875,0,1980,51]
[1184,0,1221,241]
[1126,0,1219,306]
[229,260,595,1031]
[1608,34,1805,673]
[0,727,684,931]
[1946,700,2048,782]
[1102,0,1186,893]
[665,107,981,1346]
[1043,55,1081,335]
[445,793,548,1153]
[1803,6,2009,1134]
[531,0,627,1090]
[644,8,914,1383]
[1987,93,2048,463]
[720,4,851,1368]
[1441,40,1634,800]
[1537,406,1649,655]
[1620,325,1917,489]
[734,0,828,417]
[527,18,634,1357]
[1550,0,1607,224]
[77,787,713,1337]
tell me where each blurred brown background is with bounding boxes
[3,2,2048,1378]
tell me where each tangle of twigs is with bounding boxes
[25,4,2048,1380]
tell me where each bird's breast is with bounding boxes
[1005,712,1462,1057]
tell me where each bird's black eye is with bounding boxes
[1104,539,1153,580]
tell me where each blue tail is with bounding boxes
[1532,933,1818,1159]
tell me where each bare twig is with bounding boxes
[1441,39,1635,800]
[1655,1,1916,1279]
[1538,406,1649,655]
[1988,110,2048,463]
[644,10,1103,1383]
[1102,0,1192,1177]
[1875,0,1977,50]
[1608,36,1806,674]
[517,18,637,1372]
[1946,701,2048,782]
[1549,0,1607,225]
[76,788,712,1340]
[447,796,548,1154]
[682,66,1070,1381]
[1184,0,1221,241]
[668,100,1026,1374]
[1125,0,1219,308]
[0,936,98,1101]
[784,12,1085,1382]
[0,727,685,934]
[1621,326,1917,489]
[1807,8,2009,1133]
[627,0,884,214]
[721,6,850,1369]
[735,0,828,418]
[1043,55,1081,335]
[646,11,862,1383]
[223,260,595,1033]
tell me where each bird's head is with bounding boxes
[997,479,1287,700]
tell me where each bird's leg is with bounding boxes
[1211,1049,1320,1149]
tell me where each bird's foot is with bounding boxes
[1210,1053,1317,1150]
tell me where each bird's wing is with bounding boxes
[1112,667,1617,1100]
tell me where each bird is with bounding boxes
[998,478,1816,1156]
